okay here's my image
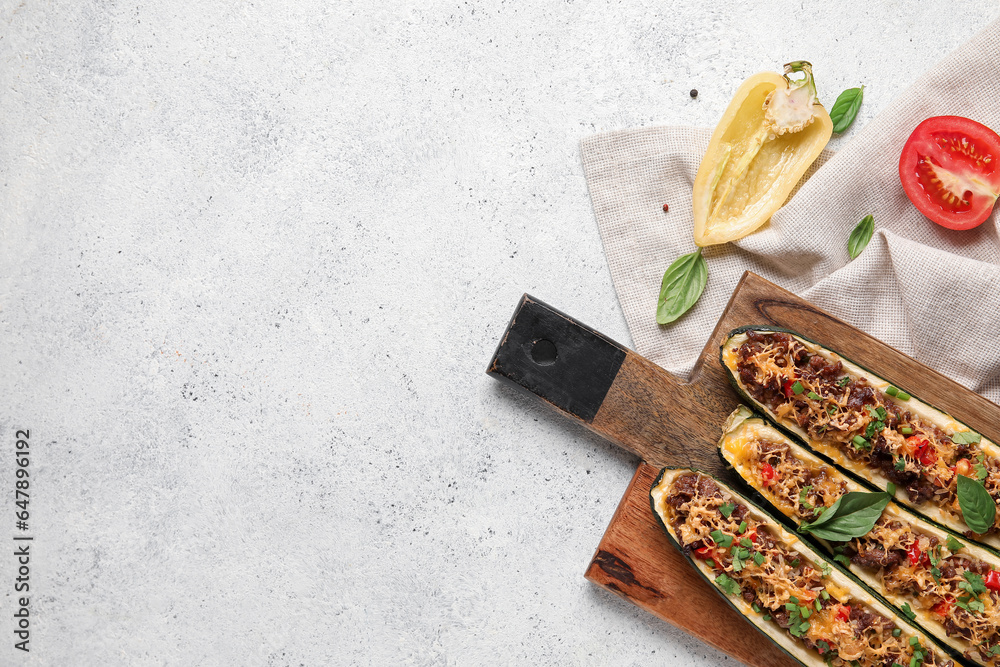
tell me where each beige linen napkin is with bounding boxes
[582,19,1000,403]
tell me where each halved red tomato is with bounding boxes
[899,116,1000,230]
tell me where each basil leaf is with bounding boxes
[829,86,864,134]
[799,491,890,541]
[847,214,874,260]
[656,249,707,325]
[957,474,997,534]
[802,495,843,530]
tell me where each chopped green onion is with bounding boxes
[886,385,899,396]
[892,628,901,637]
[853,435,868,447]
[738,521,747,534]
[807,391,822,400]
[909,636,918,646]
[821,590,830,600]
[752,603,761,613]
[896,390,911,401]
[814,599,822,611]
[901,427,913,435]
[763,614,771,621]
[791,381,804,395]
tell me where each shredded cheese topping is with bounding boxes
[664,472,951,667]
[733,331,1000,535]
[739,436,1000,663]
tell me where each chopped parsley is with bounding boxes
[975,452,989,481]
[715,573,739,596]
[946,535,964,553]
[785,599,812,637]
[719,502,735,518]
[900,602,916,621]
[894,457,907,472]
[820,561,831,578]
[710,530,733,549]
[838,376,851,387]
[952,431,982,445]
[834,554,851,567]
[732,547,751,572]
[955,570,987,614]
[753,552,765,567]
[799,485,814,510]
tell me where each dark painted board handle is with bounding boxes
[487,294,742,471]
[486,295,628,423]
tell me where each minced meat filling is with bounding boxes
[665,472,951,667]
[743,440,1000,664]
[734,330,1000,535]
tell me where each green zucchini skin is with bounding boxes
[718,326,1000,553]
[648,467,956,667]
[715,408,984,666]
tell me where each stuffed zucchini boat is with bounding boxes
[720,327,1000,548]
[720,406,1000,666]
[650,468,955,667]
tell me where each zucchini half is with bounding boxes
[720,326,1000,550]
[650,468,955,667]
[719,406,1000,667]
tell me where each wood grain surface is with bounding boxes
[487,271,1000,667]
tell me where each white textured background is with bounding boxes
[1,1,998,665]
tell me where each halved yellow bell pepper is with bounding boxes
[692,61,833,247]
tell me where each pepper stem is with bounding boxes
[782,60,818,100]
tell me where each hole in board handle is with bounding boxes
[530,338,558,366]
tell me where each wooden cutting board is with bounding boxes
[486,271,1000,667]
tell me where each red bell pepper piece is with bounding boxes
[782,378,795,398]
[835,605,851,623]
[905,436,937,466]
[931,598,953,617]
[906,543,930,568]
[986,570,1000,592]
[761,462,778,486]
